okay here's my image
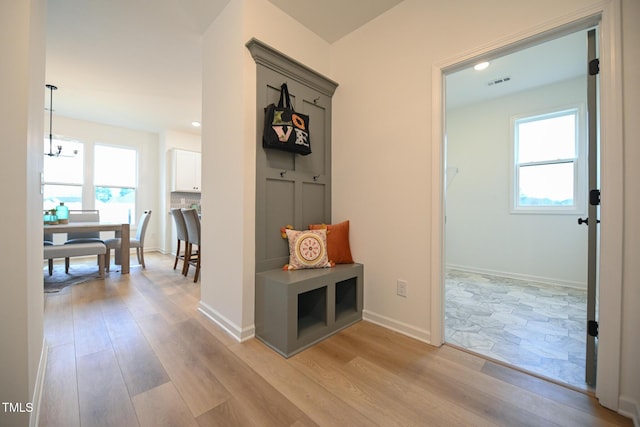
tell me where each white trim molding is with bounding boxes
[446,264,587,290]
[431,0,624,412]
[29,339,48,427]
[618,396,639,427]
[198,301,255,342]
[363,310,431,344]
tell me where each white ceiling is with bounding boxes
[446,30,588,110]
[45,0,586,136]
[267,0,405,44]
[45,0,405,135]
[45,0,227,135]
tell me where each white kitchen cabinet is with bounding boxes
[171,149,201,192]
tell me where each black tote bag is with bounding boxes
[263,83,311,155]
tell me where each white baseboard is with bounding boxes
[446,263,586,290]
[619,395,639,427]
[198,301,255,342]
[29,339,48,427]
[362,310,431,344]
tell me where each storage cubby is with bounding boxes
[255,263,363,357]
[335,277,358,322]
[297,286,327,338]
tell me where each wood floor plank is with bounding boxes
[71,280,113,357]
[480,361,633,425]
[38,343,80,427]
[195,398,266,427]
[76,348,139,427]
[173,318,317,427]
[43,292,75,347]
[136,314,231,417]
[99,294,171,397]
[131,275,190,324]
[230,338,375,427]
[111,332,171,398]
[109,279,159,320]
[290,344,413,427]
[345,355,523,427]
[403,343,623,427]
[132,382,199,427]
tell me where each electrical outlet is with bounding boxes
[397,279,408,297]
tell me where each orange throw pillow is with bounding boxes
[309,220,354,264]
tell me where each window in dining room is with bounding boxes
[94,144,137,224]
[43,138,84,211]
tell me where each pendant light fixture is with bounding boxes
[44,84,62,157]
[44,83,77,157]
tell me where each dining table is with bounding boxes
[43,222,131,274]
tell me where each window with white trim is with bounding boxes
[43,138,84,211]
[512,107,584,213]
[43,140,138,225]
[94,145,137,224]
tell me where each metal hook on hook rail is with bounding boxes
[280,170,287,178]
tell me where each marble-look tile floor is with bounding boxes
[445,269,590,390]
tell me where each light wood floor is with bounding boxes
[39,253,631,427]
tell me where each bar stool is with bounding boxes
[170,208,189,274]
[181,208,201,282]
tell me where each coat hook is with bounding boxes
[313,97,320,104]
[280,170,287,178]
[313,175,320,181]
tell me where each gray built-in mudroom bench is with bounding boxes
[255,263,363,357]
[248,39,363,358]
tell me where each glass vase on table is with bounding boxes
[43,209,58,225]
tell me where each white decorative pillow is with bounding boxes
[284,229,333,270]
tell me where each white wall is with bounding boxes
[331,0,638,417]
[0,1,46,426]
[446,78,588,288]
[198,0,332,339]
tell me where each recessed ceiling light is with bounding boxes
[474,62,490,71]
[191,121,201,127]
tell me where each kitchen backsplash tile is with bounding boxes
[170,192,201,212]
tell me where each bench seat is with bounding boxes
[255,263,363,358]
[44,242,106,277]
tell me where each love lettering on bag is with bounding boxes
[263,83,311,155]
[271,111,309,148]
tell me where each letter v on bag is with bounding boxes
[273,125,293,142]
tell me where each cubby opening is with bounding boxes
[335,277,358,321]
[297,286,327,338]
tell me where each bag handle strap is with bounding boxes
[277,83,293,110]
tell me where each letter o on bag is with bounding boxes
[292,114,306,130]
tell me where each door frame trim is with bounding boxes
[430,0,623,410]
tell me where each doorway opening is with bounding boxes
[443,28,598,391]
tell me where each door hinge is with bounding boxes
[588,320,599,338]
[590,189,601,206]
[589,59,600,76]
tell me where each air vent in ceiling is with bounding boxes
[487,76,511,86]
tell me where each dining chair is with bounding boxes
[104,210,152,272]
[181,208,201,282]
[170,208,189,274]
[64,210,102,271]
[64,210,101,243]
